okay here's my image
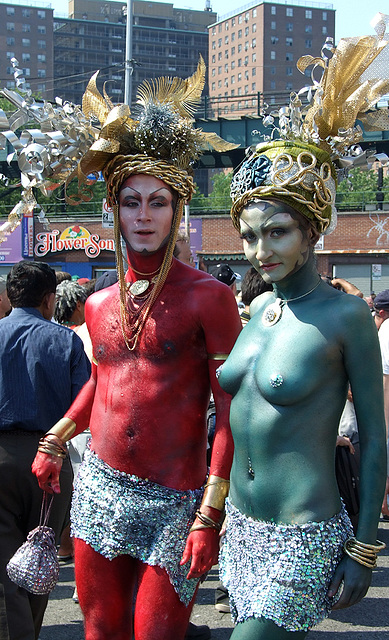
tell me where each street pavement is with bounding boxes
[39,520,389,639]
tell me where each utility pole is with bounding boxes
[124,0,133,107]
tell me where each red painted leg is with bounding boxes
[74,538,136,640]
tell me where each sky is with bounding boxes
[46,0,387,41]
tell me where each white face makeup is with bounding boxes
[119,174,175,254]
[239,201,312,283]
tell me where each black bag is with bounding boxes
[335,445,360,517]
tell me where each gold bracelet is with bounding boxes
[343,537,386,569]
[46,417,76,444]
[202,475,230,512]
[189,523,216,533]
[195,510,221,530]
[37,444,67,459]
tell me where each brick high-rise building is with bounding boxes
[0,2,54,100]
[208,0,335,115]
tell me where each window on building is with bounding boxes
[37,40,46,49]
[218,52,222,60]
[323,11,327,20]
[231,46,235,55]
[271,50,276,60]
[212,55,215,63]
[231,60,235,69]
[245,12,249,20]
[38,25,46,34]
[270,81,276,89]
[22,53,30,62]
[252,52,256,62]
[22,24,31,32]
[37,10,46,19]
[212,26,216,35]
[238,87,242,96]
[286,67,293,76]
[225,22,229,30]
[218,80,222,87]
[231,76,235,84]
[245,41,249,51]
[238,44,242,53]
[231,32,235,41]
[271,36,279,44]
[286,37,293,46]
[305,25,312,33]
[224,78,228,86]
[305,10,312,19]
[6,67,13,75]
[238,15,242,24]
[286,8,293,17]
[231,89,235,97]
[271,6,276,15]
[245,70,249,80]
[6,37,14,45]
[244,85,249,94]
[211,68,215,76]
[252,38,256,47]
[37,54,46,63]
[37,83,46,92]
[6,81,15,88]
[218,38,222,47]
[37,69,46,78]
[286,23,293,31]
[218,66,222,74]
[252,23,256,32]
[6,52,14,59]
[270,96,276,104]
[238,59,242,67]
[252,67,256,76]
[23,68,31,76]
[232,17,235,26]
[6,23,15,31]
[238,29,242,38]
[245,26,249,36]
[253,8,257,17]
[212,41,216,50]
[286,52,293,61]
[322,26,327,35]
[271,21,276,30]
[6,6,14,15]
[211,82,215,91]
[225,36,229,44]
[252,82,256,91]
[225,63,228,72]
[22,8,30,17]
[238,72,242,81]
[244,56,249,65]
[286,82,293,90]
[305,39,312,48]
[22,38,30,47]
[271,66,276,75]
[218,24,222,32]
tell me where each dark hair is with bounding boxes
[241,266,272,306]
[55,271,72,285]
[7,261,56,308]
[54,281,88,324]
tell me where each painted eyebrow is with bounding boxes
[121,187,171,198]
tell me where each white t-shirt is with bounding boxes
[379,318,389,375]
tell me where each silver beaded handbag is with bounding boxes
[6,493,60,594]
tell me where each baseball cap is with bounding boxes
[373,289,389,310]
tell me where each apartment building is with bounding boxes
[0,2,54,99]
[54,0,216,106]
[208,0,335,115]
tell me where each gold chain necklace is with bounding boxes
[262,279,321,327]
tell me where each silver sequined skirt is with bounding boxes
[71,448,203,605]
[219,498,353,631]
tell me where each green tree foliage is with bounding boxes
[191,170,232,213]
[336,168,389,210]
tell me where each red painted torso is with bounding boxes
[69,258,241,491]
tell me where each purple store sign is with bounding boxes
[0,224,23,264]
[179,218,202,261]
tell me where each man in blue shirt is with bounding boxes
[0,261,90,640]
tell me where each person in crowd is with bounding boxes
[217,27,388,638]
[0,261,90,640]
[174,232,194,266]
[210,263,239,297]
[54,281,88,328]
[55,271,71,285]
[239,267,272,326]
[31,61,241,640]
[372,289,389,520]
[0,276,11,319]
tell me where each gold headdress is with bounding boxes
[0,56,237,348]
[230,14,389,234]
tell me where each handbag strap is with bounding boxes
[39,492,54,529]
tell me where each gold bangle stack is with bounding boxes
[38,435,68,459]
[343,537,386,569]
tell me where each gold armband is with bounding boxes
[343,537,386,569]
[208,353,229,361]
[46,418,76,444]
[202,475,230,512]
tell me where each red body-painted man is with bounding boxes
[32,169,241,639]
